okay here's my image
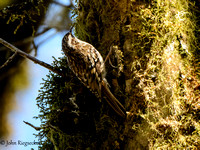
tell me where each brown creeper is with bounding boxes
[62,29,126,118]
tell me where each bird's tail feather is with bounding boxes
[101,80,126,118]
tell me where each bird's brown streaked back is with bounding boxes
[62,30,126,118]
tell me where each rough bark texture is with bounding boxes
[36,0,200,149]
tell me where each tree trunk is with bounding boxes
[36,0,200,149]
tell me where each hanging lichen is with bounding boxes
[35,0,200,149]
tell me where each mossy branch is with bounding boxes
[0,38,64,76]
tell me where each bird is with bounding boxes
[62,28,126,118]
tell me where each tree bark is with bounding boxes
[36,0,200,149]
[73,0,200,149]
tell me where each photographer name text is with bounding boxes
[0,139,41,147]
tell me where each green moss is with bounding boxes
[35,57,125,149]
[0,0,47,34]
[129,0,200,149]
[35,0,200,149]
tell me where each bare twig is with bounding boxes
[0,38,64,76]
[104,44,118,68]
[104,45,113,64]
[23,121,41,131]
[108,57,118,68]
[23,120,60,132]
[0,51,17,69]
[48,124,60,131]
[32,40,38,56]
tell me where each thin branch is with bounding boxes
[48,124,60,132]
[104,45,113,64]
[23,121,41,131]
[24,120,61,133]
[104,44,118,68]
[0,51,17,69]
[108,58,118,68]
[0,38,64,76]
[32,40,38,57]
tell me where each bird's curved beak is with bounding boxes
[69,25,74,33]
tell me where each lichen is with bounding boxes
[35,0,200,149]
[0,0,46,34]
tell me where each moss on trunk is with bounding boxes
[36,0,200,149]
